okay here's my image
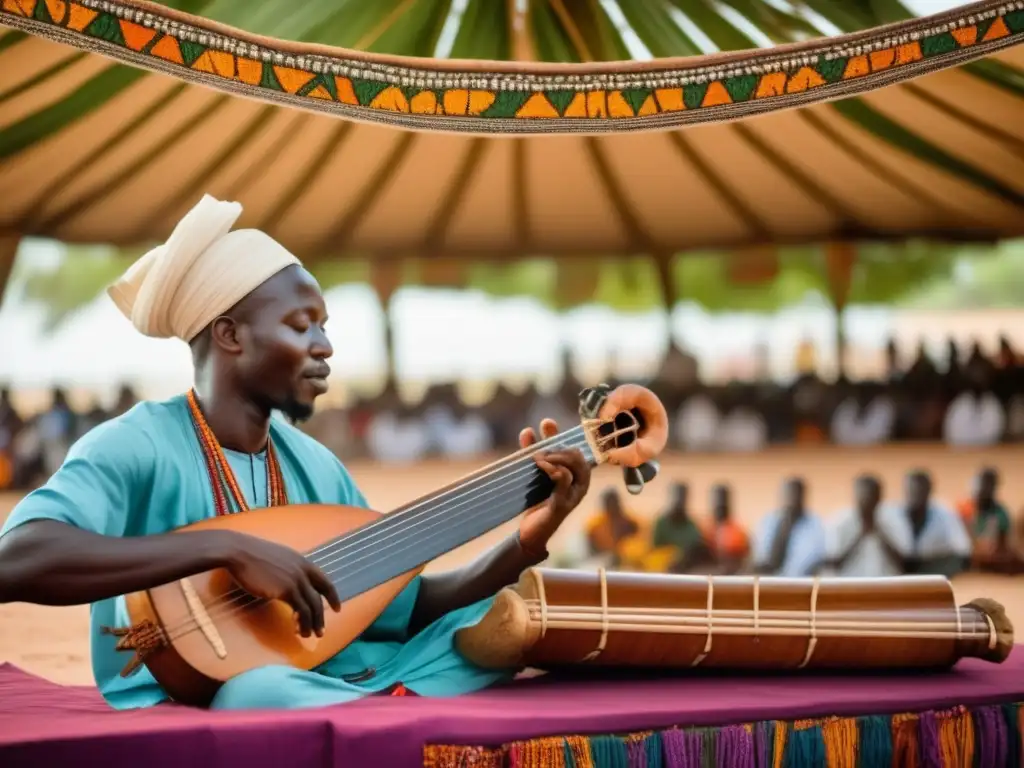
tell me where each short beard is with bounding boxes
[278,397,314,424]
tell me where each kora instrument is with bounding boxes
[455,567,1014,672]
[108,383,669,707]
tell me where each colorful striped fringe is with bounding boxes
[422,702,1022,768]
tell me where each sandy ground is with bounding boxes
[2,444,1023,686]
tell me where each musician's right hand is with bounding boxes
[220,532,342,638]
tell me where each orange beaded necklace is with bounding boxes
[186,389,288,516]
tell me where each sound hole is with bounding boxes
[597,408,646,450]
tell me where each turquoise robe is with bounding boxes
[0,395,511,710]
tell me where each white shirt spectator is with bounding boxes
[879,502,972,562]
[943,391,1005,446]
[676,395,719,451]
[717,408,767,452]
[421,404,454,449]
[752,511,827,577]
[1004,395,1024,441]
[830,396,895,446]
[527,396,576,438]
[440,412,494,458]
[366,411,430,464]
[824,507,912,577]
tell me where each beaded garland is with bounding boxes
[186,389,288,516]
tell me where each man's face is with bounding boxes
[670,484,688,517]
[711,486,729,522]
[906,476,931,510]
[855,480,880,515]
[973,472,996,504]
[603,490,622,517]
[782,480,804,514]
[234,266,333,422]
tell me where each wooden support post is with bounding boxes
[652,252,676,314]
[0,232,22,310]
[371,260,404,377]
[824,241,857,380]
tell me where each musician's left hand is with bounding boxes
[517,419,592,554]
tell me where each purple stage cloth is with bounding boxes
[1,653,1023,767]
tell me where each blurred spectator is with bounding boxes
[0,387,22,490]
[790,374,828,444]
[675,386,719,452]
[884,337,900,383]
[479,384,521,450]
[36,388,75,478]
[6,332,1024,492]
[957,468,1020,574]
[752,477,826,577]
[112,384,139,417]
[366,379,430,464]
[896,342,945,441]
[527,352,582,434]
[716,385,768,452]
[421,384,493,459]
[703,483,749,575]
[648,344,700,417]
[648,482,709,573]
[583,489,646,570]
[996,335,1020,368]
[824,474,909,577]
[12,414,44,490]
[72,399,108,442]
[794,337,817,375]
[1005,396,1024,442]
[889,470,971,578]
[944,345,1005,447]
[830,382,895,446]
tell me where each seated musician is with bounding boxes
[647,481,710,573]
[824,474,910,577]
[888,469,971,578]
[751,477,826,576]
[0,195,592,711]
[956,468,1020,574]
[583,488,645,569]
[702,483,749,575]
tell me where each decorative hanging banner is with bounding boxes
[555,260,602,309]
[416,257,465,288]
[727,246,780,285]
[824,241,858,309]
[370,260,404,305]
[1,0,1021,135]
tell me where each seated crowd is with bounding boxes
[3,334,1024,491]
[562,467,1024,579]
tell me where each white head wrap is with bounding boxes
[107,194,300,342]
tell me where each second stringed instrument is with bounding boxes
[108,383,669,707]
[455,568,1014,672]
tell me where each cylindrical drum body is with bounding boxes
[456,568,1005,672]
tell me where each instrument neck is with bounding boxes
[312,425,597,601]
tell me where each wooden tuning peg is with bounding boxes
[622,460,659,495]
